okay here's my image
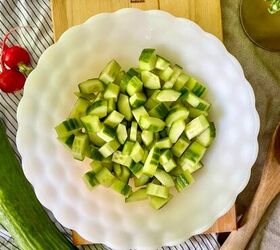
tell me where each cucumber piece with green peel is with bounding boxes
[159,149,177,172]
[186,77,206,97]
[117,166,131,183]
[156,89,181,102]
[120,73,131,93]
[155,55,170,70]
[97,124,116,142]
[196,122,216,147]
[115,70,125,85]
[169,119,185,143]
[122,141,134,155]
[116,123,128,144]
[103,83,120,100]
[99,59,121,84]
[185,115,209,140]
[98,139,120,158]
[79,78,104,94]
[104,110,124,128]
[112,151,133,167]
[154,169,175,187]
[88,132,106,147]
[130,141,144,163]
[139,116,165,132]
[74,92,96,101]
[173,72,190,91]
[129,162,144,177]
[107,98,115,113]
[69,98,90,118]
[181,91,210,111]
[134,174,150,187]
[179,141,206,170]
[129,92,147,108]
[184,161,204,174]
[158,66,174,82]
[142,146,160,177]
[90,161,103,173]
[126,76,143,96]
[87,100,108,118]
[189,107,209,118]
[55,118,82,138]
[118,94,133,121]
[132,106,149,123]
[171,134,190,157]
[129,121,138,141]
[125,188,148,202]
[149,194,173,210]
[72,133,89,161]
[95,167,116,187]
[139,48,157,71]
[165,107,189,127]
[141,130,154,147]
[155,137,172,149]
[86,144,104,161]
[83,171,99,190]
[141,71,161,89]
[111,178,132,197]
[163,65,182,89]
[146,183,169,198]
[81,115,102,133]
[148,102,169,119]
[175,170,194,192]
[58,134,75,149]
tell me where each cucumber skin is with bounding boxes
[0,120,77,250]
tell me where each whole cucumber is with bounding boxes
[0,119,77,250]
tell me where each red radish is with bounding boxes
[0,27,32,93]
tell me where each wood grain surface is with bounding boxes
[50,0,235,244]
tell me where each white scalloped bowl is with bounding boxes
[17,9,259,250]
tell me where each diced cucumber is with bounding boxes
[158,66,174,81]
[142,147,160,177]
[112,151,132,167]
[173,72,190,91]
[165,107,189,127]
[111,178,132,198]
[141,149,149,164]
[163,65,182,89]
[175,170,194,192]
[139,116,165,132]
[95,167,116,187]
[149,194,173,210]
[141,71,161,89]
[129,121,138,141]
[148,103,169,119]
[134,174,150,187]
[103,83,120,100]
[129,162,143,177]
[97,124,116,142]
[55,118,82,137]
[129,92,147,108]
[101,157,113,170]
[185,115,209,140]
[154,169,175,187]
[87,144,104,161]
[95,92,103,101]
[87,100,108,118]
[130,141,144,163]
[118,166,131,183]
[115,70,125,85]
[155,55,170,70]
[184,162,204,174]
[74,92,96,101]
[72,133,89,161]
[120,73,131,93]
[162,158,177,172]
[122,141,134,155]
[78,78,104,94]
[186,77,206,97]
[90,161,103,173]
[127,76,143,96]
[169,119,185,143]
[189,107,209,118]
[127,68,140,78]
[171,134,190,157]
[104,110,124,128]
[146,183,169,198]
[132,106,149,123]
[113,163,122,177]
[159,149,173,165]
[99,59,121,84]
[139,48,157,71]
[179,141,206,170]
[145,97,160,110]
[118,94,133,121]
[83,171,99,190]
[98,139,120,158]
[69,98,90,118]
[196,122,216,147]
[141,130,154,147]
[58,134,75,149]
[155,137,172,149]
[181,91,210,111]
[81,115,102,133]
[88,132,106,147]
[125,188,148,202]
[116,123,127,144]
[156,89,181,102]
[169,166,184,177]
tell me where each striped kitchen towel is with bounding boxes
[0,1,219,249]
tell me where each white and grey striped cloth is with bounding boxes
[0,1,219,249]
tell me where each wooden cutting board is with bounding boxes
[50,0,236,245]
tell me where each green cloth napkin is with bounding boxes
[221,0,280,249]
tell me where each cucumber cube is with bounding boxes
[185,115,209,140]
[99,59,121,84]
[103,83,120,101]
[139,48,157,71]
[126,76,143,96]
[98,139,120,158]
[141,71,161,89]
[78,78,104,94]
